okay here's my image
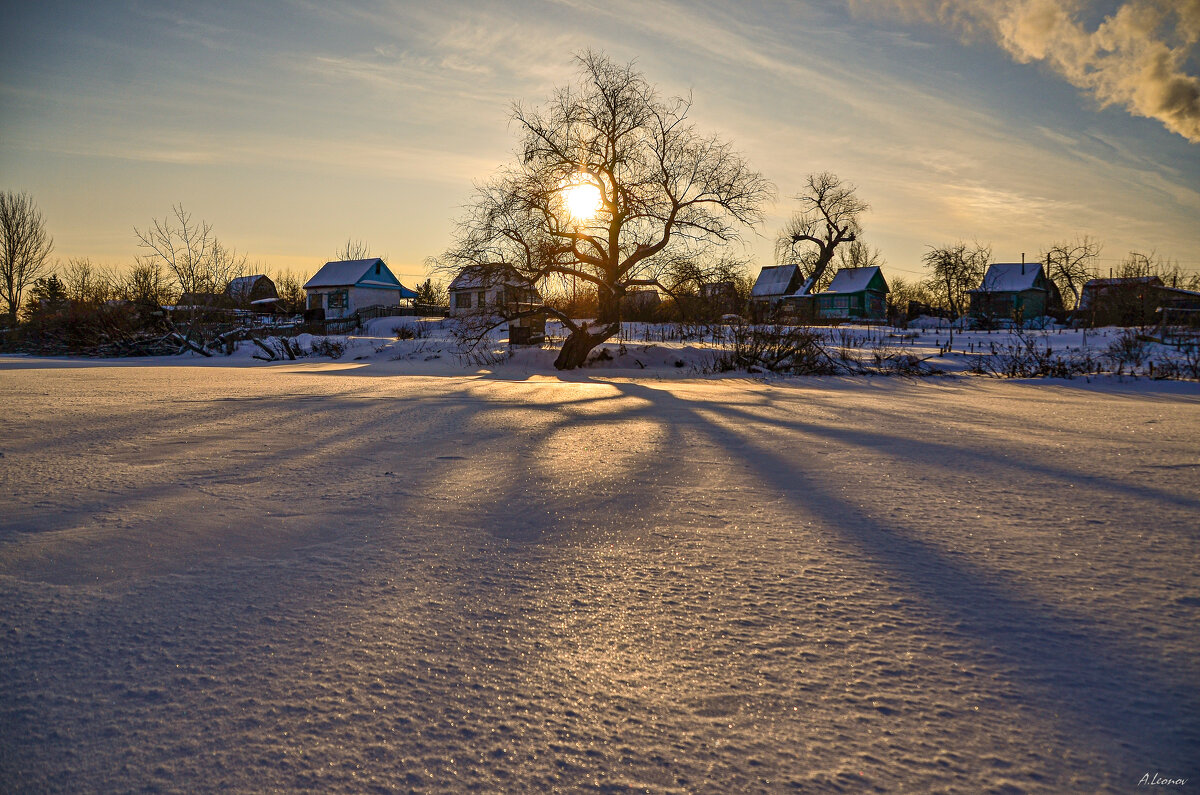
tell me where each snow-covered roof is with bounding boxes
[971,263,1045,293]
[1082,276,1162,289]
[449,265,535,292]
[227,275,267,292]
[304,258,417,298]
[752,265,801,297]
[822,266,887,294]
[1077,276,1178,311]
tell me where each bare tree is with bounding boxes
[135,204,247,300]
[442,51,773,369]
[121,258,174,306]
[774,173,869,295]
[0,192,54,324]
[336,239,372,260]
[923,242,990,319]
[1116,250,1200,290]
[658,253,753,319]
[809,239,887,294]
[61,257,122,306]
[887,275,939,317]
[1042,236,1101,310]
[270,268,308,311]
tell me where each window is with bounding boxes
[375,262,381,275]
[309,293,323,309]
[834,296,849,309]
[454,292,472,309]
[477,291,487,306]
[328,290,348,309]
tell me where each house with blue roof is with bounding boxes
[303,258,418,319]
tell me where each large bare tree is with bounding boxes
[1042,236,1101,310]
[774,173,868,295]
[923,241,990,319]
[0,192,55,325]
[443,51,773,369]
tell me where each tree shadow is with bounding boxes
[605,379,1199,771]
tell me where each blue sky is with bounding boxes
[3,0,1198,285]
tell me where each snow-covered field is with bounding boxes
[1,333,1198,792]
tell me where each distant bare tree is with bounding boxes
[122,258,174,306]
[270,269,308,311]
[1042,236,1101,310]
[923,242,990,319]
[61,257,121,306]
[443,51,772,369]
[336,239,372,260]
[135,204,246,298]
[775,173,869,295]
[887,275,939,316]
[0,192,54,324]
[1116,250,1200,290]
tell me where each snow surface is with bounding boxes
[1,331,1198,792]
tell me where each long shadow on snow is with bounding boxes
[609,379,1199,769]
[664,379,1200,514]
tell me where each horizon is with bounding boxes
[3,1,1199,288]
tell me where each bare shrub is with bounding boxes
[450,313,509,366]
[393,321,433,340]
[309,336,346,359]
[709,321,839,374]
[1104,329,1149,370]
[1146,344,1200,381]
[971,330,1097,378]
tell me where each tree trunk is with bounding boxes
[554,321,619,370]
[802,247,835,295]
[597,287,620,325]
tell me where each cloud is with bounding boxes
[849,0,1200,142]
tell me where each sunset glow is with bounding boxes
[562,177,603,223]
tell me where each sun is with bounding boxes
[561,176,602,222]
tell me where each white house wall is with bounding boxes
[311,286,404,318]
[449,286,508,317]
[349,286,403,312]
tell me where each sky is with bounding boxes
[2,0,1199,287]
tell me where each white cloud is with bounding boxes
[850,0,1200,142]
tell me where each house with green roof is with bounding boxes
[813,266,890,321]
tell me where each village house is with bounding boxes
[812,266,890,322]
[620,289,661,320]
[448,265,541,317]
[225,274,278,309]
[303,258,417,320]
[1076,276,1200,327]
[968,262,1061,322]
[700,281,742,316]
[750,264,807,309]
